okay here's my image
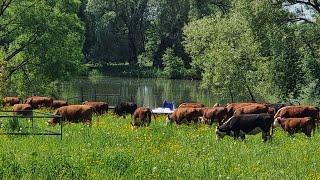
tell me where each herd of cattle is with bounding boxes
[2,96,320,141]
[167,102,319,141]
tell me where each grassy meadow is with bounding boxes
[0,111,318,179]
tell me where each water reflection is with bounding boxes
[61,77,233,108]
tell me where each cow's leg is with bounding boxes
[288,129,295,136]
[233,130,240,140]
[147,115,151,126]
[209,118,215,126]
[304,131,312,137]
[194,118,200,127]
[303,127,312,137]
[262,132,269,142]
[239,134,245,141]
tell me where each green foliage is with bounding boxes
[0,0,86,97]
[184,8,261,100]
[162,48,186,79]
[184,0,316,101]
[84,0,231,67]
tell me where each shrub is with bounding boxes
[162,48,186,79]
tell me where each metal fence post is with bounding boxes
[60,116,63,140]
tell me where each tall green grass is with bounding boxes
[0,113,318,179]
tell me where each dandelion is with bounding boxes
[152,166,157,172]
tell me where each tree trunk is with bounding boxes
[246,84,256,102]
[153,37,169,68]
[228,86,234,103]
[128,30,138,65]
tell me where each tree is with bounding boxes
[86,0,148,65]
[162,48,186,79]
[184,11,261,101]
[184,0,309,101]
[0,0,85,97]
[148,0,231,68]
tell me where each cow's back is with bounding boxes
[275,106,319,119]
[178,103,204,108]
[226,103,258,118]
[234,104,268,116]
[56,105,93,123]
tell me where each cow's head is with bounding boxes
[47,118,58,126]
[47,114,61,126]
[215,126,228,140]
[199,117,207,124]
[273,117,282,127]
[166,114,173,125]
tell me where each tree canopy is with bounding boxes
[2,0,320,103]
[0,0,85,97]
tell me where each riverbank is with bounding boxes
[98,64,201,80]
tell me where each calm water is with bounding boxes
[60,77,234,108]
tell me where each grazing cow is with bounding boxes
[178,103,205,108]
[274,117,316,137]
[226,102,258,118]
[25,96,53,109]
[51,100,68,109]
[216,114,273,142]
[13,104,32,117]
[3,97,21,107]
[82,101,108,115]
[274,106,319,121]
[132,107,154,127]
[233,104,269,116]
[114,102,137,117]
[166,108,203,125]
[202,107,227,126]
[48,105,93,126]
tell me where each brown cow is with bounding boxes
[226,102,259,118]
[274,117,316,137]
[51,100,68,109]
[234,104,269,116]
[132,107,154,127]
[274,106,319,120]
[48,105,93,126]
[202,107,227,126]
[13,104,32,117]
[25,96,53,109]
[166,108,203,125]
[3,97,21,106]
[82,101,108,115]
[178,103,205,109]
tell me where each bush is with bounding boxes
[162,48,186,79]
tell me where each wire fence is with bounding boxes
[0,110,63,139]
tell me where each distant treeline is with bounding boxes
[1,0,320,104]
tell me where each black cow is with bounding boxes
[265,103,291,113]
[215,114,273,142]
[114,102,137,117]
